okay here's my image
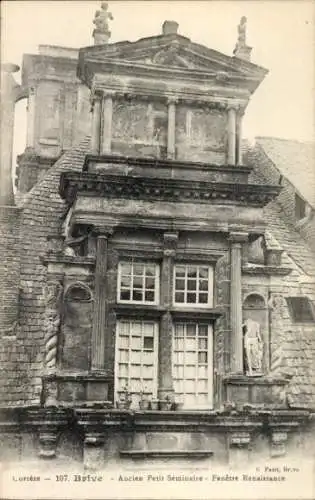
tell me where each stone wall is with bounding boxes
[111,99,167,158]
[176,105,227,163]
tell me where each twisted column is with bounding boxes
[43,281,63,370]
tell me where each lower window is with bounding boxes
[115,320,158,407]
[172,322,213,409]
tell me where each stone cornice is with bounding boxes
[83,153,253,174]
[60,171,281,208]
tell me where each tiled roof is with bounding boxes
[255,136,315,207]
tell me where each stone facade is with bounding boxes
[1,13,315,474]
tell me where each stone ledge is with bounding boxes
[242,264,292,276]
[43,255,95,265]
[120,450,214,459]
[83,153,253,174]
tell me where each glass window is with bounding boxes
[173,264,213,307]
[172,323,213,409]
[118,261,160,305]
[115,320,158,407]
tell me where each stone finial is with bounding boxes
[92,2,113,45]
[233,16,252,62]
[162,20,179,35]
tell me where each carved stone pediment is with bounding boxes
[78,35,268,93]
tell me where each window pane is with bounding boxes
[185,366,196,378]
[199,280,208,291]
[131,322,142,335]
[199,267,209,279]
[175,324,184,336]
[133,276,143,288]
[187,292,197,303]
[145,265,156,276]
[198,338,207,349]
[175,292,184,303]
[175,279,185,290]
[145,277,155,289]
[186,324,196,336]
[145,291,155,302]
[143,336,154,350]
[199,293,208,304]
[120,290,131,301]
[134,264,144,275]
[143,323,155,335]
[121,263,132,275]
[132,290,143,301]
[198,352,208,363]
[187,266,197,278]
[120,336,129,348]
[186,338,196,351]
[187,279,197,291]
[175,266,186,277]
[198,325,208,336]
[121,275,131,288]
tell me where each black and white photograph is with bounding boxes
[1,1,315,499]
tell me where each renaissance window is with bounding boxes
[173,264,213,308]
[115,320,158,406]
[117,262,160,305]
[172,323,213,409]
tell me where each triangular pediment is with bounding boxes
[78,34,268,92]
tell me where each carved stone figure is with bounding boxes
[242,318,263,376]
[237,16,247,46]
[43,281,63,370]
[93,2,113,32]
[93,2,113,44]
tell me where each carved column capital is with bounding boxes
[92,226,114,238]
[228,232,249,245]
[167,96,178,105]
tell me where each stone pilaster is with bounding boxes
[158,232,178,400]
[101,93,113,154]
[91,92,102,154]
[229,232,248,373]
[227,106,237,165]
[91,226,113,372]
[236,109,244,166]
[167,97,177,159]
[26,86,36,149]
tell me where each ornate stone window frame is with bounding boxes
[117,260,160,306]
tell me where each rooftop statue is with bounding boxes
[93,2,113,34]
[237,16,247,46]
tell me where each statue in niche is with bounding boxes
[242,318,263,376]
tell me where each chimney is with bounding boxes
[162,20,179,35]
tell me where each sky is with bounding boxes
[1,0,315,162]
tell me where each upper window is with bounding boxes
[173,264,213,308]
[286,297,315,323]
[118,262,160,305]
